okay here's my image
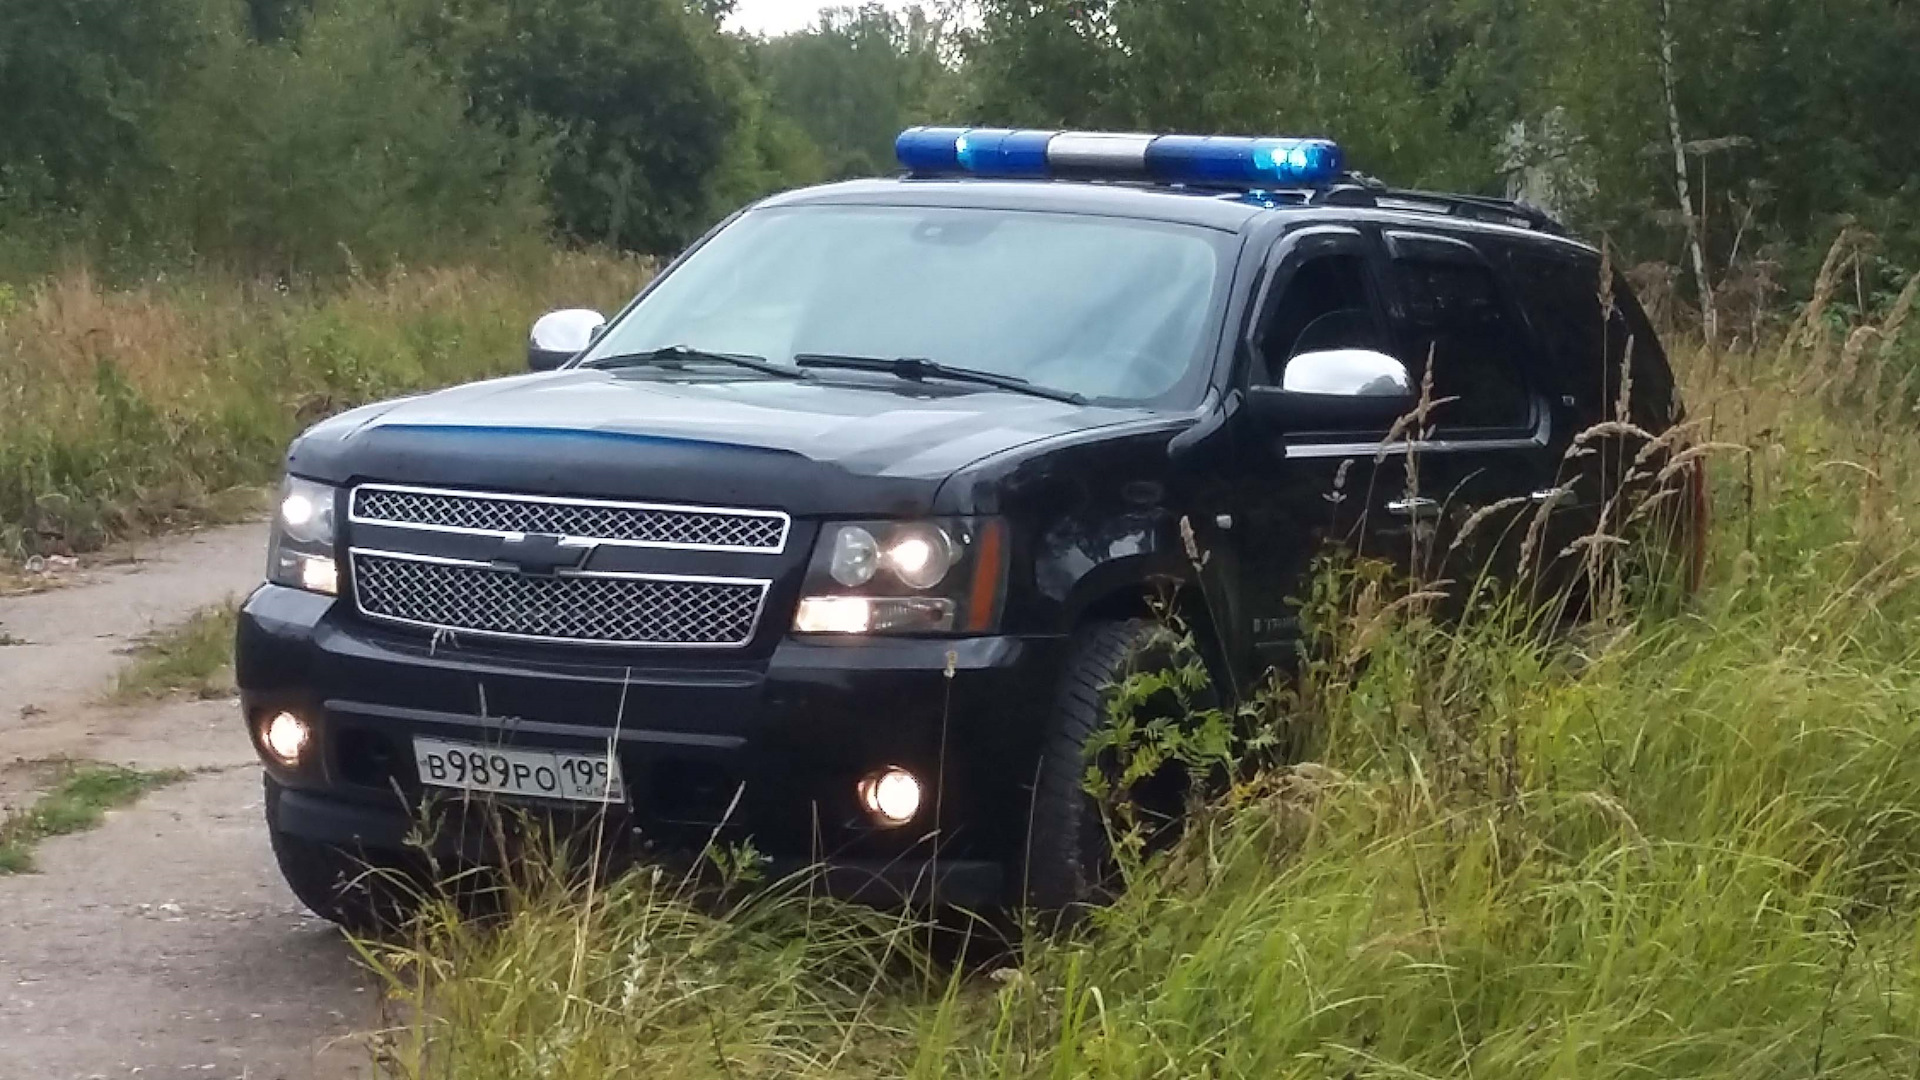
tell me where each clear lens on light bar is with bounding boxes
[896,127,1344,187]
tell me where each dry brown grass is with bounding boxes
[0,250,652,559]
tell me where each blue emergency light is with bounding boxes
[896,127,1345,188]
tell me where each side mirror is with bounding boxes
[528,309,606,371]
[1247,348,1415,429]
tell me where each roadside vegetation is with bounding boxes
[113,602,244,701]
[353,247,1920,1076]
[0,762,188,873]
[0,253,648,560]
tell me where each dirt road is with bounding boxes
[0,524,377,1080]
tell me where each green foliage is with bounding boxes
[243,0,314,41]
[1515,0,1920,281]
[0,762,187,873]
[0,0,550,277]
[0,0,217,213]
[113,602,242,702]
[966,0,1920,292]
[964,0,1509,193]
[421,0,766,252]
[757,4,961,179]
[145,0,551,275]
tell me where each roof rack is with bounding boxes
[1301,174,1567,235]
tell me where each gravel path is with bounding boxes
[0,523,378,1080]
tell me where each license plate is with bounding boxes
[413,738,625,804]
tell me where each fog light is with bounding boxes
[261,711,310,766]
[857,767,922,827]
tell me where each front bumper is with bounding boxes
[238,584,1065,906]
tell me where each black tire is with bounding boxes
[264,777,423,936]
[1022,618,1197,914]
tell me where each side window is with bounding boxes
[1254,251,1387,387]
[1504,248,1607,413]
[1611,280,1678,427]
[1506,248,1676,427]
[1388,256,1533,431]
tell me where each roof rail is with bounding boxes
[1307,175,1566,234]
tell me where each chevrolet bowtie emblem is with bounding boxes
[492,532,593,576]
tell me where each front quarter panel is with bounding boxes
[937,422,1197,634]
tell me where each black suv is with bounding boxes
[238,128,1685,925]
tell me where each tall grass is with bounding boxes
[0,252,650,558]
[349,252,1920,1077]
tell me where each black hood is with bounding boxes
[286,368,1146,516]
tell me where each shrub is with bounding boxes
[141,0,551,275]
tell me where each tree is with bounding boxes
[0,0,217,211]
[421,0,763,252]
[757,3,959,178]
[147,0,549,273]
[963,0,1509,192]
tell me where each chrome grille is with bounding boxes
[351,485,788,553]
[351,552,767,648]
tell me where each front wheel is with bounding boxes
[1021,618,1202,914]
[264,777,424,936]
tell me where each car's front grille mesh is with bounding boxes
[352,487,787,552]
[352,553,766,647]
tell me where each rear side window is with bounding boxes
[1505,247,1676,428]
[1387,257,1533,431]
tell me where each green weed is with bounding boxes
[113,602,241,702]
[0,762,188,873]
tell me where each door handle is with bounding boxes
[1386,496,1439,519]
[1530,488,1564,505]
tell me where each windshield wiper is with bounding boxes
[793,354,1087,405]
[585,345,809,381]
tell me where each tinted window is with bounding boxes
[1255,252,1386,386]
[1506,248,1676,427]
[587,205,1231,406]
[1389,257,1532,430]
[1611,281,1678,427]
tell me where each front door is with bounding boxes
[1226,225,1405,673]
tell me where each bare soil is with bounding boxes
[0,523,377,1080]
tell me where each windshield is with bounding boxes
[583,205,1231,405]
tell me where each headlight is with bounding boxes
[795,517,1007,636]
[267,476,339,596]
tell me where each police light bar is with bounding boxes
[895,127,1345,188]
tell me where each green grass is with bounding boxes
[0,762,188,873]
[113,602,241,702]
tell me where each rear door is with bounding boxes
[1366,228,1566,604]
[1501,241,1684,602]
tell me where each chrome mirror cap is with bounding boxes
[528,309,606,371]
[1281,348,1412,398]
